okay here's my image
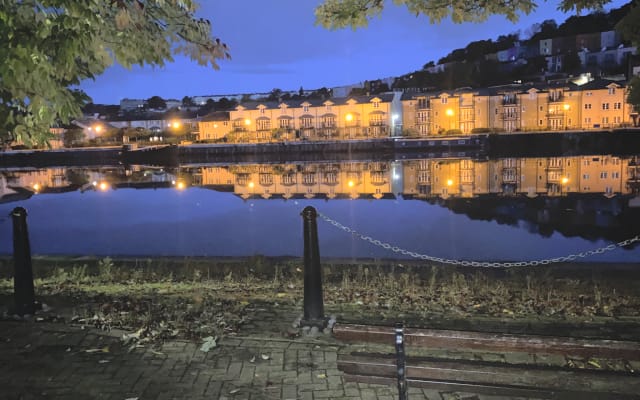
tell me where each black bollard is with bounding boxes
[301,206,326,328]
[395,323,408,400]
[11,207,36,316]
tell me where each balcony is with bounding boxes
[502,99,518,106]
[547,95,565,103]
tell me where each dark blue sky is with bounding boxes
[79,0,628,104]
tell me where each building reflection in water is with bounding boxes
[2,155,639,202]
[0,155,640,205]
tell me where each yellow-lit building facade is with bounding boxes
[401,80,633,136]
[198,94,403,142]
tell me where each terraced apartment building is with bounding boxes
[198,79,636,141]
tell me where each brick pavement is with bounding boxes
[0,317,538,400]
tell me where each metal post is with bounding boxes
[395,323,408,400]
[11,207,36,316]
[300,206,325,328]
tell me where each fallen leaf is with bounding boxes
[200,336,217,352]
[261,354,270,360]
[229,388,240,394]
[317,373,327,379]
[249,356,256,363]
[587,359,602,369]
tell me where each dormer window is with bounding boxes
[373,100,379,108]
[303,105,309,112]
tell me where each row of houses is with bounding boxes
[196,79,638,142]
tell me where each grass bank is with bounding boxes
[1,255,639,342]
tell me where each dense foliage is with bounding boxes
[0,0,229,147]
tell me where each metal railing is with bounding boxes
[317,211,640,268]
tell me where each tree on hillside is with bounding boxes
[1,0,229,148]
[562,51,582,73]
[146,96,167,110]
[267,88,283,102]
[182,96,195,108]
[216,97,237,110]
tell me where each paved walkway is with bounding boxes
[0,315,534,400]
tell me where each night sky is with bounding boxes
[79,0,629,104]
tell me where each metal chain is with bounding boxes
[317,211,640,268]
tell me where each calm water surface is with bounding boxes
[1,155,639,263]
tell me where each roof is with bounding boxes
[200,111,230,122]
[237,93,397,109]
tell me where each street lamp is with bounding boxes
[445,109,454,131]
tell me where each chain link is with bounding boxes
[317,211,640,268]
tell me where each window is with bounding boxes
[603,117,609,124]
[260,108,265,115]
[600,172,608,179]
[372,101,380,109]
[279,119,291,129]
[602,103,610,110]
[326,105,332,111]
[281,173,296,185]
[370,114,385,126]
[417,98,428,109]
[614,102,622,109]
[584,104,592,109]
[585,117,591,124]
[301,117,313,128]
[608,87,616,95]
[612,172,620,179]
[441,97,448,104]
[583,174,590,179]
[322,116,335,127]
[256,119,271,131]
[303,105,309,112]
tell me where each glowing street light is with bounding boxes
[32,183,41,192]
[561,177,569,185]
[446,179,454,186]
[445,109,454,117]
[244,118,251,126]
[345,113,353,122]
[347,180,355,187]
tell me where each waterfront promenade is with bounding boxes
[0,304,526,400]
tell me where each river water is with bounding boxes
[1,154,639,263]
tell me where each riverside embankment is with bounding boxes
[1,129,639,168]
